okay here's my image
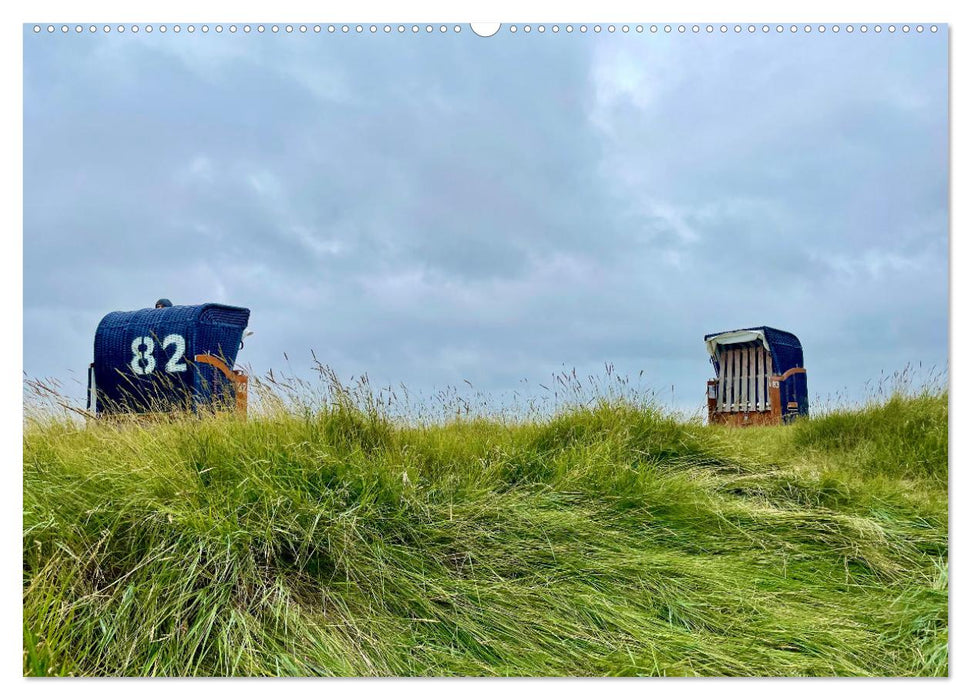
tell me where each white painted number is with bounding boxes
[129,333,187,374]
[163,334,187,372]
[130,336,156,375]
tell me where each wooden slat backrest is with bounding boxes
[734,348,740,412]
[725,349,734,412]
[725,350,738,411]
[718,350,727,412]
[721,349,729,411]
[756,347,765,410]
[716,345,781,414]
[733,349,742,412]
[738,348,748,411]
[762,346,770,410]
[746,346,754,411]
[753,347,760,410]
[724,349,732,411]
[768,347,773,410]
[736,349,742,412]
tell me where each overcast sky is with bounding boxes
[23,25,948,413]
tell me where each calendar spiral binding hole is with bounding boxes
[31,23,941,36]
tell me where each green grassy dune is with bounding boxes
[23,386,948,676]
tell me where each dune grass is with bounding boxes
[23,376,948,676]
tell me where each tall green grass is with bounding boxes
[23,372,948,676]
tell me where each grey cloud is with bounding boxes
[24,28,948,412]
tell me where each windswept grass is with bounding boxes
[23,371,948,676]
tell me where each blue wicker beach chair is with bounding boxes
[704,326,808,426]
[87,303,250,417]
